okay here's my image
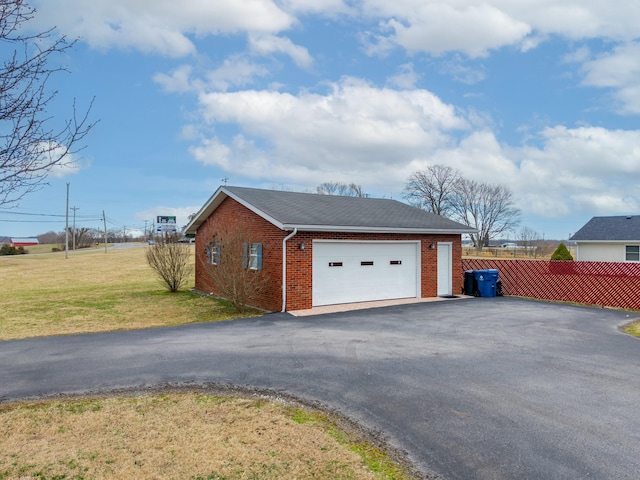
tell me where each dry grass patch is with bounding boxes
[0,246,416,479]
[622,320,640,338]
[0,246,256,340]
[0,393,408,480]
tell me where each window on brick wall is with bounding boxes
[242,242,263,270]
[206,242,221,265]
[625,245,639,261]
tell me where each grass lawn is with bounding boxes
[0,244,249,340]
[622,320,640,338]
[0,392,408,480]
[0,245,413,479]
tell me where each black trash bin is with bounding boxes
[464,270,478,296]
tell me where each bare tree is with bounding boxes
[317,182,367,197]
[450,179,520,251]
[201,226,270,313]
[146,234,192,293]
[37,230,63,244]
[66,226,91,249]
[403,164,461,216]
[1,0,96,207]
[518,226,540,257]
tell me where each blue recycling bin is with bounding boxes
[473,269,499,297]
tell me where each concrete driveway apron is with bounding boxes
[1,297,639,479]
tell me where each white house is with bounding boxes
[570,215,640,262]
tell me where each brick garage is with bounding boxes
[186,186,474,312]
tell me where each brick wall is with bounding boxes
[194,197,286,312]
[195,197,463,311]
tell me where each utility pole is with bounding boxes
[102,210,107,253]
[70,206,79,250]
[65,183,69,259]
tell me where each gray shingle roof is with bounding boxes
[186,185,475,234]
[570,215,640,241]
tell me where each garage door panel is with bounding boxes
[312,242,419,306]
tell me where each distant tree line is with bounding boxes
[37,228,146,248]
[316,182,367,197]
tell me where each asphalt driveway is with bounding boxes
[1,297,639,479]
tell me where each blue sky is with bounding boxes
[3,0,640,240]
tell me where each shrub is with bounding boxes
[146,234,192,292]
[551,242,573,261]
[0,244,26,255]
[201,227,271,313]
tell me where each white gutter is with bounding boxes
[282,228,298,312]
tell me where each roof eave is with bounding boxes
[184,186,477,236]
[184,186,286,235]
[283,224,477,235]
[573,239,640,243]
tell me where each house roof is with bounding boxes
[185,185,476,235]
[10,237,39,244]
[570,215,640,242]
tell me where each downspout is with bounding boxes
[282,228,298,312]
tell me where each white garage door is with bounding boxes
[312,241,420,307]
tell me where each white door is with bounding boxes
[312,241,419,306]
[437,242,452,296]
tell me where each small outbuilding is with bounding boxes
[570,215,640,262]
[9,238,39,247]
[185,186,476,312]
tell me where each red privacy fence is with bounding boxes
[462,258,640,311]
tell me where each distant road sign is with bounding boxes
[157,216,176,224]
[156,224,177,233]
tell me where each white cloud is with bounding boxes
[189,77,640,218]
[360,1,640,57]
[248,34,313,68]
[279,0,353,16]
[50,160,82,179]
[438,56,485,84]
[42,144,84,178]
[191,78,469,189]
[189,137,233,169]
[153,65,197,93]
[154,56,273,94]
[498,1,640,42]
[33,0,293,57]
[513,126,640,216]
[580,42,640,114]
[379,3,531,58]
[386,63,420,89]
[205,57,272,92]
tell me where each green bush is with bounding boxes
[0,244,27,255]
[551,242,573,261]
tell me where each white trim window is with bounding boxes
[243,242,263,270]
[625,245,639,262]
[206,242,221,265]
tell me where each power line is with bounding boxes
[0,209,101,220]
[0,219,67,223]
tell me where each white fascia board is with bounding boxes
[185,187,286,235]
[574,239,640,243]
[184,186,226,235]
[283,224,477,235]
